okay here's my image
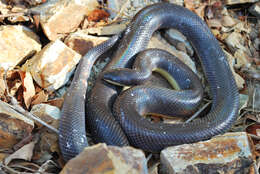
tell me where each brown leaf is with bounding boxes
[194,3,207,19]
[31,91,48,106]
[87,9,110,22]
[45,98,64,109]
[33,15,40,30]
[0,68,6,97]
[19,71,36,109]
[4,141,36,165]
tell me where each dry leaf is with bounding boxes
[33,15,40,30]
[87,9,110,22]
[194,3,207,19]
[9,80,22,96]
[0,68,6,96]
[4,141,36,165]
[19,71,36,109]
[31,90,48,106]
[45,98,64,109]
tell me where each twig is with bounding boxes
[185,101,212,123]
[3,69,59,134]
[0,13,27,18]
[35,160,58,174]
[248,134,260,141]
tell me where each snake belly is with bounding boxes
[87,2,239,152]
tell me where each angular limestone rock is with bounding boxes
[164,29,194,56]
[224,51,245,89]
[86,23,127,36]
[160,132,255,174]
[107,0,161,19]
[32,0,98,40]
[60,143,148,174]
[224,0,258,5]
[0,100,34,148]
[249,2,260,18]
[225,32,247,54]
[64,30,109,55]
[23,39,81,91]
[30,104,60,128]
[0,25,41,70]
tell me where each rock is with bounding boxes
[234,49,252,68]
[31,0,98,40]
[164,29,194,56]
[0,100,34,148]
[30,104,60,128]
[0,25,41,70]
[224,0,258,5]
[221,15,238,27]
[249,2,260,18]
[224,32,247,54]
[22,39,81,91]
[64,30,109,56]
[107,0,183,19]
[224,50,245,89]
[160,132,256,174]
[86,23,127,36]
[60,143,148,174]
[107,0,160,20]
[254,38,260,50]
[166,0,184,6]
[148,33,197,73]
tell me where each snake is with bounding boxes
[59,2,239,161]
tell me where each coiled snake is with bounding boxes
[59,3,239,161]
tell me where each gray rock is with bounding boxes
[60,143,148,174]
[22,39,81,91]
[164,29,194,56]
[249,2,260,18]
[224,0,258,5]
[30,0,98,40]
[0,25,41,70]
[0,100,34,148]
[160,132,255,174]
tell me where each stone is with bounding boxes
[164,29,194,56]
[64,30,109,56]
[107,0,161,20]
[221,15,238,27]
[224,0,258,5]
[234,49,252,68]
[107,0,183,19]
[224,32,247,54]
[160,132,256,174]
[22,39,81,91]
[0,100,34,148]
[148,33,197,73]
[60,143,148,174]
[86,23,127,36]
[30,0,98,40]
[249,2,260,18]
[30,104,60,128]
[224,50,245,89]
[0,25,41,70]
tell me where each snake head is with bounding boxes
[102,68,145,86]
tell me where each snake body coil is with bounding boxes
[59,3,239,160]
